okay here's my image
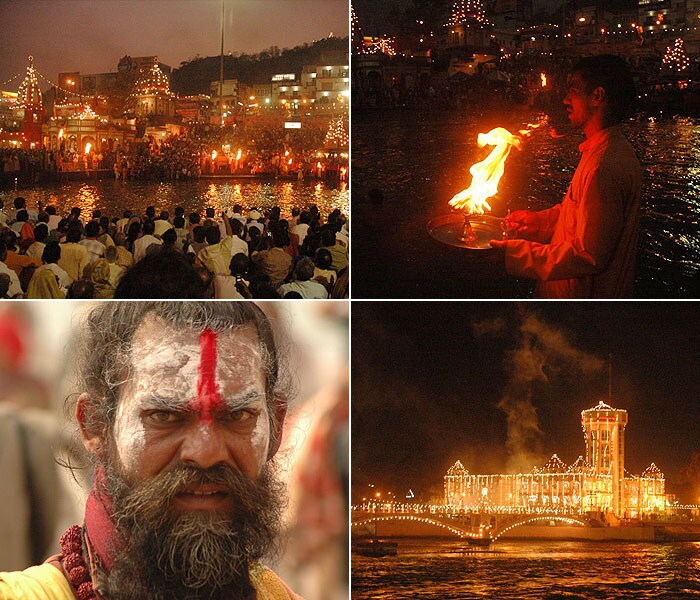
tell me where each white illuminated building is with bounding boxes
[445,402,667,518]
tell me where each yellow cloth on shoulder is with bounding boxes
[0,564,74,600]
[28,269,64,299]
[0,562,300,600]
[251,563,302,600]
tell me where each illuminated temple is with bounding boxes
[444,401,667,518]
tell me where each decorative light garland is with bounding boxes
[351,511,588,543]
[351,5,364,54]
[324,117,348,147]
[445,0,492,28]
[17,56,42,109]
[0,72,23,88]
[365,37,397,56]
[662,38,690,72]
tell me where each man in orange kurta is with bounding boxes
[491,55,642,298]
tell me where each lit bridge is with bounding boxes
[351,505,588,544]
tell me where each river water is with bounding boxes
[352,537,700,599]
[352,108,700,298]
[0,179,349,220]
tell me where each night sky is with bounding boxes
[0,0,348,87]
[352,302,700,504]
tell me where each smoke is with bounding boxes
[677,452,700,504]
[471,317,506,337]
[474,308,604,473]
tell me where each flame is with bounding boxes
[58,128,64,139]
[84,142,91,155]
[540,73,547,87]
[236,149,242,160]
[211,150,217,160]
[449,124,541,214]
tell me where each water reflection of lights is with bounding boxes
[280,182,295,207]
[4,181,347,220]
[233,184,244,204]
[75,184,98,215]
[314,182,324,202]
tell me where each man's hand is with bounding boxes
[505,210,539,239]
[489,239,507,250]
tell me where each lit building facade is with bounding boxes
[42,106,135,154]
[445,402,667,518]
[130,59,175,118]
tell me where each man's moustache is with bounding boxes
[111,462,269,525]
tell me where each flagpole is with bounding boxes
[220,0,224,126]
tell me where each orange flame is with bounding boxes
[211,150,217,160]
[84,142,91,155]
[449,124,540,214]
[236,149,242,160]
[540,73,547,87]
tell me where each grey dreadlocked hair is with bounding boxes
[69,301,291,458]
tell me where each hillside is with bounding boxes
[171,37,349,96]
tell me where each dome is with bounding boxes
[641,463,664,478]
[582,400,627,414]
[131,59,173,98]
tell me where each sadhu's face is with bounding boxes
[112,314,271,512]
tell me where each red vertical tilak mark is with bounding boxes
[195,328,222,424]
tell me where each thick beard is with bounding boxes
[101,458,285,600]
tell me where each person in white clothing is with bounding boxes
[33,242,71,296]
[278,258,328,299]
[291,211,310,246]
[26,224,48,260]
[231,204,247,227]
[0,239,22,297]
[214,252,250,299]
[79,221,107,264]
[45,206,61,231]
[133,220,162,262]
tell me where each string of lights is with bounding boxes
[16,56,42,109]
[365,37,397,56]
[0,72,23,89]
[34,70,85,98]
[324,117,348,147]
[352,513,588,542]
[445,0,492,28]
[662,38,691,72]
[351,5,364,54]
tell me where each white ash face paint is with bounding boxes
[113,393,147,471]
[113,315,270,474]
